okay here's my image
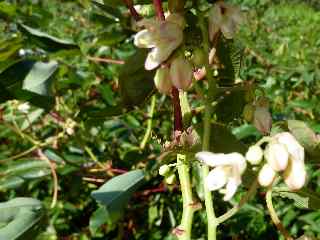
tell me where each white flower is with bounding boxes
[264,142,289,171]
[257,132,307,190]
[258,163,276,187]
[208,1,244,40]
[134,14,185,70]
[274,132,306,190]
[196,151,247,201]
[245,145,263,165]
[17,102,30,113]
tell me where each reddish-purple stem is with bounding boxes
[123,0,141,21]
[153,0,165,21]
[153,0,183,132]
[172,87,183,132]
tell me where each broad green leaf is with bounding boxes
[119,49,155,108]
[232,124,262,140]
[92,1,123,19]
[89,206,109,235]
[274,187,320,210]
[0,37,22,62]
[0,60,57,109]
[216,36,244,83]
[0,198,44,240]
[18,24,80,52]
[91,170,145,220]
[22,61,58,96]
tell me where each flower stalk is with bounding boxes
[198,13,218,240]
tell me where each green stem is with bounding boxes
[198,13,218,240]
[176,154,196,240]
[140,95,156,149]
[266,187,293,240]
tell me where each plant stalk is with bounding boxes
[176,154,196,240]
[198,12,218,240]
[266,187,293,240]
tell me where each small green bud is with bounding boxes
[159,164,170,176]
[192,48,206,67]
[165,173,176,185]
[243,104,254,122]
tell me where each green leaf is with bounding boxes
[89,206,109,235]
[92,1,123,20]
[119,49,155,108]
[18,24,80,52]
[91,170,145,220]
[274,187,320,210]
[0,60,58,109]
[0,198,45,240]
[287,120,320,157]
[0,2,16,19]
[232,124,262,140]
[0,37,22,62]
[216,36,244,83]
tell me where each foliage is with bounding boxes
[0,0,320,239]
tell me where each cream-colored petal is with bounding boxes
[170,55,193,90]
[206,166,228,191]
[166,13,186,29]
[275,132,304,164]
[264,143,289,172]
[258,163,276,187]
[159,22,183,48]
[220,18,238,39]
[134,29,156,48]
[145,47,162,70]
[195,151,226,167]
[284,160,306,190]
[223,177,240,201]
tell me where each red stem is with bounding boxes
[123,0,141,21]
[172,87,183,132]
[153,0,165,21]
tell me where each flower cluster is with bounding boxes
[196,151,247,201]
[253,132,307,190]
[196,132,306,201]
[134,13,193,94]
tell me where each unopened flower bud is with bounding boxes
[159,164,171,176]
[170,55,193,90]
[258,163,276,187]
[284,161,306,190]
[243,104,254,122]
[253,106,272,135]
[192,48,206,67]
[165,173,176,185]
[245,145,263,165]
[264,143,289,172]
[154,66,172,94]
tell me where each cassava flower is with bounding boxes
[134,13,185,70]
[196,151,247,201]
[257,132,306,190]
[208,1,244,41]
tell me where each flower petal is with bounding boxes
[134,29,156,48]
[264,142,289,172]
[284,160,306,190]
[223,177,240,201]
[275,132,304,164]
[206,166,228,191]
[170,55,193,90]
[166,13,186,29]
[195,151,227,167]
[258,163,276,187]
